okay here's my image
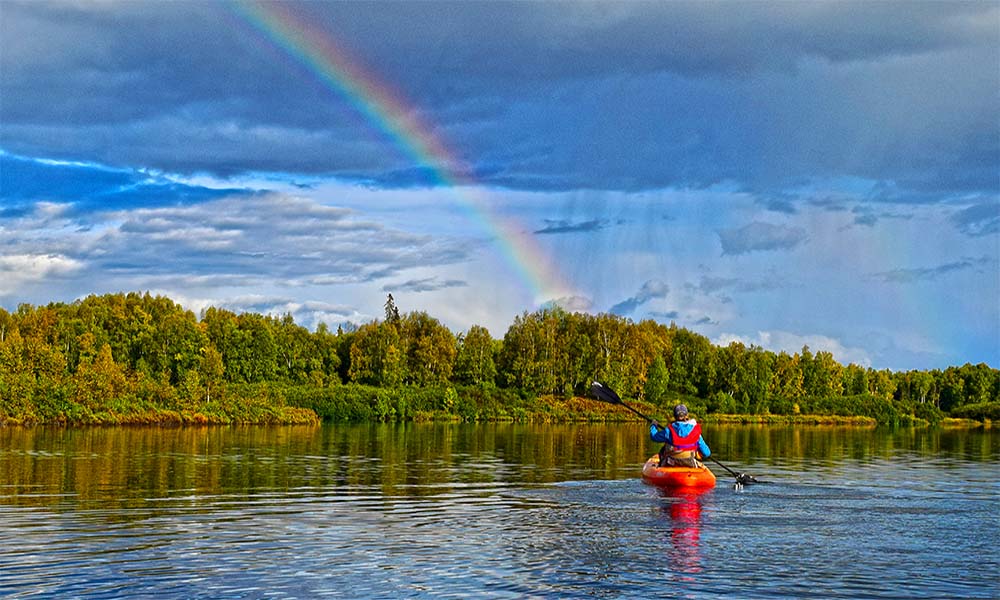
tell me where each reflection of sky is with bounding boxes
[2,3,998,370]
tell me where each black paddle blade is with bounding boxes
[590,381,621,404]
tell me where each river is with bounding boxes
[1,423,997,598]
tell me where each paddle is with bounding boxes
[708,456,759,486]
[590,381,655,422]
[589,381,761,487]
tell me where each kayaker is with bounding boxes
[650,404,711,468]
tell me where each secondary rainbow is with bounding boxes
[232,1,575,304]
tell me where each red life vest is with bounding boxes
[670,422,702,451]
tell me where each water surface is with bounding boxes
[1,423,997,598]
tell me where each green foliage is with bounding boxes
[643,355,669,403]
[797,394,920,426]
[349,321,405,386]
[911,400,945,424]
[0,292,996,426]
[399,312,457,385]
[288,384,435,422]
[949,401,1000,421]
[454,325,497,387]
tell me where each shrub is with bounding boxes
[950,401,1000,421]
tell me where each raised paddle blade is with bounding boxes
[591,382,657,422]
[590,381,621,404]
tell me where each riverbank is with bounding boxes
[4,384,988,428]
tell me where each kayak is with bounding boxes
[641,455,717,488]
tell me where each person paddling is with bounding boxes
[650,404,711,468]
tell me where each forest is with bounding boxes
[0,292,996,426]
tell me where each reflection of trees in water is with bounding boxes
[711,424,997,466]
[0,423,651,511]
[0,424,995,518]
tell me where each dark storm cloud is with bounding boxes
[534,219,608,235]
[951,202,1000,237]
[1,1,996,197]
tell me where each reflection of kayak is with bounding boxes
[641,455,717,488]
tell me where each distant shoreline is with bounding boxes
[0,399,990,429]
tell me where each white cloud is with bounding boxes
[0,254,84,294]
[548,295,594,313]
[151,291,370,330]
[714,330,872,367]
[94,193,476,286]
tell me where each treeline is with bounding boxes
[0,292,997,425]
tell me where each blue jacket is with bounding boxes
[650,419,711,457]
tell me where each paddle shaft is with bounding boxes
[709,456,742,479]
[617,401,654,423]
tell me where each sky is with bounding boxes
[1,0,998,372]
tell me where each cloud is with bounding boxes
[542,295,593,312]
[0,192,476,296]
[759,196,798,214]
[840,204,915,229]
[951,201,1000,237]
[609,279,669,315]
[0,254,83,294]
[718,222,808,255]
[714,330,872,367]
[650,310,680,320]
[534,219,608,235]
[853,212,879,227]
[383,277,468,293]
[2,2,996,196]
[869,256,995,283]
[162,293,368,331]
[692,273,786,294]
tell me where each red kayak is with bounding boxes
[641,455,717,489]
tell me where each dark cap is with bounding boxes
[673,404,689,419]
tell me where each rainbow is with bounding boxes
[231,1,575,304]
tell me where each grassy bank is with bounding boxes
[3,382,984,427]
[0,382,320,426]
[284,384,962,427]
[702,414,879,426]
